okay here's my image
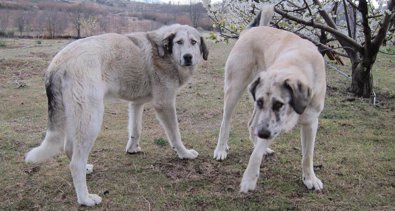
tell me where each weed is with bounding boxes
[154,137,168,146]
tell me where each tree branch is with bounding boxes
[372,0,395,48]
[342,0,353,37]
[345,0,358,9]
[359,0,372,52]
[274,5,364,53]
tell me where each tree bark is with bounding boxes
[350,58,374,98]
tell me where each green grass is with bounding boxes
[154,137,168,146]
[0,38,394,210]
[0,39,6,48]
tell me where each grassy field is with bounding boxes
[0,37,394,210]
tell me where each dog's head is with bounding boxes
[153,24,208,66]
[248,72,311,140]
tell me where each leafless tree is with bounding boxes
[36,11,47,38]
[99,15,110,33]
[189,0,203,28]
[69,3,85,38]
[16,12,28,36]
[274,0,395,97]
[0,9,10,35]
[205,0,394,98]
[82,15,98,36]
[45,10,67,38]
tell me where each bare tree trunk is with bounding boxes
[349,0,392,98]
[350,57,374,97]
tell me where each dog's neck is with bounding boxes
[176,65,195,87]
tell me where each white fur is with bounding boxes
[25,24,208,206]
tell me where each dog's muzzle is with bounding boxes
[183,54,193,66]
[257,128,271,139]
[252,125,272,139]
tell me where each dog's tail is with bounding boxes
[25,71,66,163]
[247,5,275,28]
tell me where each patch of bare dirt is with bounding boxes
[0,59,46,83]
[154,158,221,180]
[153,157,244,193]
[29,52,51,59]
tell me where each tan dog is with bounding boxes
[213,9,326,192]
[25,24,208,206]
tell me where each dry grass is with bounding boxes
[0,37,394,210]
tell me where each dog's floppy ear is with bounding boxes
[249,76,261,101]
[148,31,175,57]
[284,79,311,114]
[158,33,175,57]
[200,37,209,60]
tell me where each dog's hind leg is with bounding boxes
[214,76,250,160]
[67,99,104,206]
[63,81,105,206]
[65,137,94,175]
[126,102,144,154]
[214,48,257,160]
[300,117,323,191]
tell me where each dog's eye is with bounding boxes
[191,40,197,45]
[256,99,264,108]
[272,101,284,111]
[176,40,184,45]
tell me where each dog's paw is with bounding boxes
[264,147,274,156]
[126,146,142,154]
[178,149,199,159]
[240,178,258,193]
[213,145,229,161]
[86,164,94,174]
[303,175,323,190]
[78,194,102,206]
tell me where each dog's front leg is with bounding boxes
[153,102,198,159]
[240,139,273,193]
[126,102,144,154]
[300,117,323,190]
[214,82,247,160]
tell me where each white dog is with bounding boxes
[25,24,208,206]
[213,8,326,192]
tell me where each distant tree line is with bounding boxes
[0,0,211,39]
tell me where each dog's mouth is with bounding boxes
[182,61,193,66]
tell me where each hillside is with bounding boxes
[0,0,211,38]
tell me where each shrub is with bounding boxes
[0,40,6,48]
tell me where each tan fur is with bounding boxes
[213,26,326,192]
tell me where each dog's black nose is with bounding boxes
[257,128,271,139]
[183,54,193,63]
